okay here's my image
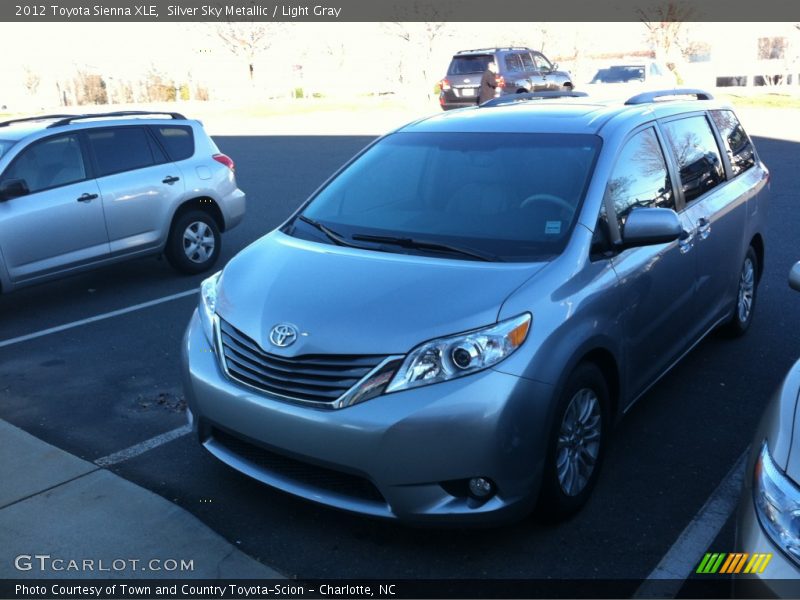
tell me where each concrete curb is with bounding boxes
[0,420,283,579]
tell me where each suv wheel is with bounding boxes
[537,362,609,520]
[165,210,221,274]
[724,246,758,337]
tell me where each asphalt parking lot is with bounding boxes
[2,123,799,585]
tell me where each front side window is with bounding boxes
[294,132,601,262]
[606,127,674,229]
[710,110,755,177]
[519,53,535,70]
[87,127,155,177]
[4,134,85,193]
[661,116,725,204]
[533,53,553,71]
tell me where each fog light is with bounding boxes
[468,477,495,499]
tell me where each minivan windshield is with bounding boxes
[295,132,600,262]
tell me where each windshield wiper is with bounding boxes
[296,215,368,249]
[351,233,500,262]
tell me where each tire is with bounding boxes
[723,246,758,337]
[537,362,610,520]
[165,210,221,275]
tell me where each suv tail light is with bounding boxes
[495,75,506,89]
[213,153,235,171]
[440,78,451,91]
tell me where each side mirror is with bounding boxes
[789,262,800,292]
[0,178,29,201]
[621,208,683,248]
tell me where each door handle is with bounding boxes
[162,175,180,185]
[697,217,711,240]
[77,193,98,203]
[678,231,694,254]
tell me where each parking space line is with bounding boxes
[0,289,197,349]
[633,448,749,598]
[95,424,193,467]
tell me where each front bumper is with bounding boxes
[181,310,555,524]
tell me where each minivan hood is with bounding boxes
[216,231,545,356]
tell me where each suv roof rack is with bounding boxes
[481,91,589,108]
[0,114,79,128]
[46,110,187,128]
[625,88,714,105]
[456,47,531,54]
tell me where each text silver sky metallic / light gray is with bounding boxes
[181,89,769,524]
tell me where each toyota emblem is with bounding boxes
[269,323,298,348]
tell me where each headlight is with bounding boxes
[385,313,531,393]
[754,440,800,565]
[199,271,222,344]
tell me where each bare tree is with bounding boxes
[385,21,450,98]
[638,1,695,81]
[23,66,41,98]
[74,69,108,105]
[214,21,275,82]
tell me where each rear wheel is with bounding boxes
[537,362,609,520]
[723,246,758,337]
[165,210,221,275]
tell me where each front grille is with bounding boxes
[211,428,386,504]
[218,318,388,404]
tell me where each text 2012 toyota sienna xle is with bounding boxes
[182,89,769,524]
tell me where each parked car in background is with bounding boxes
[439,47,574,110]
[735,262,800,597]
[182,89,768,524]
[0,111,245,293]
[583,60,677,99]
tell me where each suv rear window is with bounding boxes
[150,125,194,161]
[447,55,493,75]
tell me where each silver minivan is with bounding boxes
[182,90,768,524]
[0,111,245,293]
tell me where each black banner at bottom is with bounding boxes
[3,578,797,599]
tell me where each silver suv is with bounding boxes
[182,89,768,524]
[0,111,245,292]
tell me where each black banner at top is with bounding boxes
[1,0,800,22]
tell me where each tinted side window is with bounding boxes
[607,127,674,228]
[519,52,534,70]
[661,116,725,204]
[504,54,523,73]
[150,126,195,161]
[5,134,86,193]
[87,127,155,177]
[710,110,756,177]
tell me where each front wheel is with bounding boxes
[537,362,609,520]
[723,246,758,337]
[165,210,221,275]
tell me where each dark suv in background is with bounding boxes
[439,47,574,110]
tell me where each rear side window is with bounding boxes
[504,54,523,73]
[150,125,195,161]
[4,134,86,193]
[710,110,756,176]
[607,127,674,228]
[87,127,155,177]
[661,116,725,204]
[447,55,493,75]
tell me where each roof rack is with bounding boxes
[456,47,531,54]
[481,91,589,108]
[46,110,187,128]
[0,114,79,128]
[625,88,714,105]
